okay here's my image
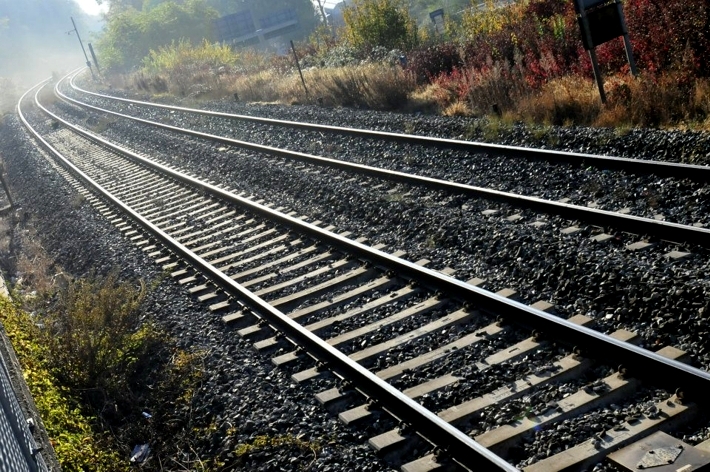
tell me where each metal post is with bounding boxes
[70,17,95,80]
[621,34,638,76]
[88,43,101,74]
[588,49,607,103]
[616,0,638,76]
[0,169,13,209]
[290,40,309,100]
[575,0,606,103]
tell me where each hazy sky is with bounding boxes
[72,0,107,15]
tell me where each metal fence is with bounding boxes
[0,330,48,472]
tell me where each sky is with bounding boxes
[72,0,108,16]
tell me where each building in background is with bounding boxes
[213,7,301,49]
[320,0,346,28]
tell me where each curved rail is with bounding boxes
[56,76,710,249]
[23,75,519,472]
[42,72,710,415]
[22,74,710,470]
[68,73,710,181]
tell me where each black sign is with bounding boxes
[578,2,626,49]
[574,0,609,15]
[429,8,444,21]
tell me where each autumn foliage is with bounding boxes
[403,0,710,124]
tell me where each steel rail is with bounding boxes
[30,75,710,468]
[22,76,518,472]
[68,73,710,181]
[57,75,710,249]
[48,73,710,415]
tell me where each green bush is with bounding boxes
[0,297,124,471]
[97,0,218,72]
[143,39,238,74]
[39,272,165,423]
[343,0,419,52]
[2,268,211,469]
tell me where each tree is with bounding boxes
[96,0,144,13]
[96,0,218,72]
[343,0,419,51]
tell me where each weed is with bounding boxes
[479,117,513,142]
[233,434,320,462]
[613,125,633,137]
[0,297,124,471]
[425,234,438,248]
[86,116,115,134]
[528,125,560,147]
[442,100,471,116]
[531,125,550,142]
[385,192,405,202]
[70,193,85,209]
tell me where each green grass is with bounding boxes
[1,269,207,471]
[0,296,124,471]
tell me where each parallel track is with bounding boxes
[16,75,710,472]
[58,73,710,249]
[68,75,710,181]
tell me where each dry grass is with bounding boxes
[14,225,59,296]
[406,83,444,113]
[493,74,710,130]
[595,75,710,128]
[466,61,529,116]
[692,79,710,122]
[114,46,710,130]
[516,76,601,126]
[312,64,415,110]
[134,63,419,111]
[229,69,292,103]
[0,77,18,117]
[442,100,471,116]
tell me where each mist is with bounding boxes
[0,0,103,91]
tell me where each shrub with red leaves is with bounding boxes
[406,42,464,83]
[412,0,709,90]
[623,0,710,77]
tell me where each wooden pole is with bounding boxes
[290,40,309,100]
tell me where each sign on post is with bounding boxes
[574,0,637,103]
[430,9,444,36]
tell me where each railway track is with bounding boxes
[66,74,710,181]
[57,73,710,249]
[15,74,710,471]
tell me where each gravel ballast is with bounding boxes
[51,87,710,372]
[5,83,710,470]
[0,115,394,471]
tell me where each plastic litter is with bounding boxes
[130,444,150,463]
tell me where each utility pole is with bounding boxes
[69,17,95,79]
[88,43,101,74]
[315,0,336,37]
